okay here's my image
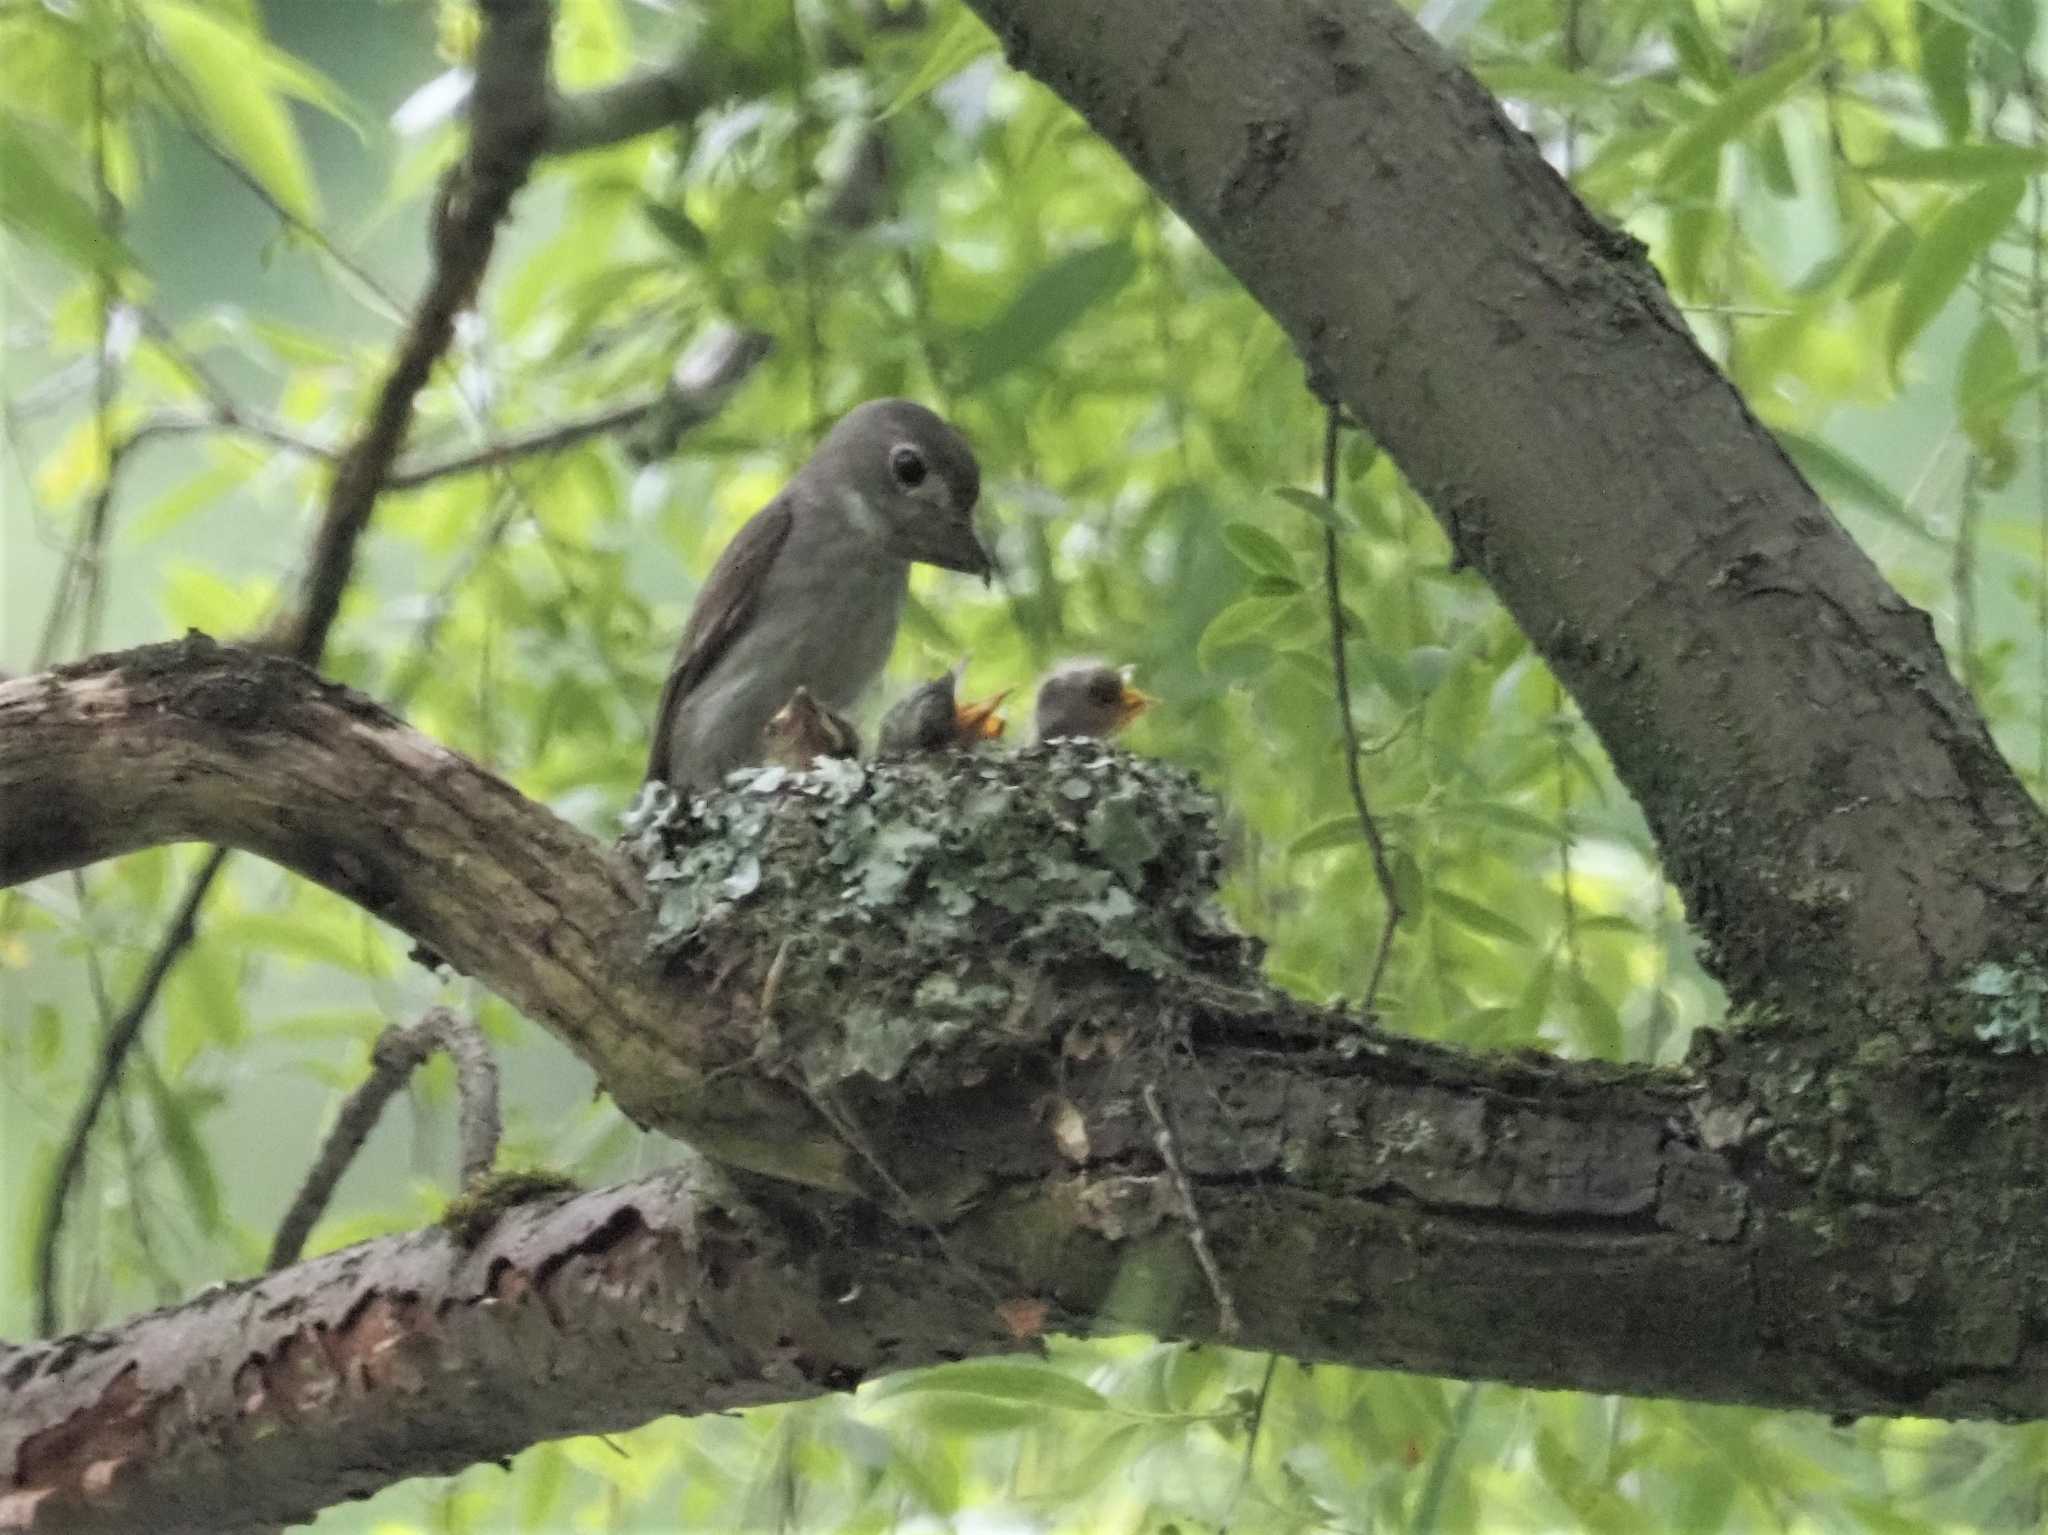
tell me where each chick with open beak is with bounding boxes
[760,686,861,768]
[877,665,1011,756]
[1032,661,1155,742]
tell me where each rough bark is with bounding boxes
[9,641,2048,1529]
[956,0,2048,1013]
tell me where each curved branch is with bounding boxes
[959,0,2048,1009]
[13,637,2048,1458]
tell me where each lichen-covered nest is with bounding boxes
[621,743,1260,1097]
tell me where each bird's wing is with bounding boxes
[645,496,795,783]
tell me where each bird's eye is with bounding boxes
[890,445,928,488]
[1088,674,1122,705]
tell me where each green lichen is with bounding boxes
[440,1166,580,1246]
[1963,958,2048,1055]
[621,743,1255,1097]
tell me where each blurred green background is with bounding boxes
[5,0,2048,1528]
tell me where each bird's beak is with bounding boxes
[954,688,1011,743]
[1114,683,1156,730]
[924,520,994,583]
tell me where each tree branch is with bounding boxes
[958,0,2048,1010]
[12,638,2048,1465]
[265,0,551,665]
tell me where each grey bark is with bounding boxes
[956,0,2048,1010]
[7,641,2048,1530]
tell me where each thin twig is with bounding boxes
[269,0,550,664]
[1319,406,1402,1011]
[1220,1353,1282,1532]
[33,0,553,1336]
[796,1080,1011,1312]
[1142,1084,1239,1338]
[34,846,226,1336]
[2025,62,2048,792]
[268,1008,501,1271]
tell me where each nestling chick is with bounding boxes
[1033,661,1154,742]
[760,687,862,768]
[877,666,1010,755]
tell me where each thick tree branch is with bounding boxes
[0,1170,1008,1535]
[11,638,2048,1509]
[958,0,2048,1011]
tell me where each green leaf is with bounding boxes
[962,241,1137,387]
[0,109,129,271]
[1847,222,1916,298]
[1196,596,1289,670]
[639,199,707,258]
[145,0,332,222]
[1862,142,2048,181]
[867,1361,1111,1413]
[1273,486,1343,529]
[1222,522,1298,582]
[1957,313,2022,416]
[878,8,998,119]
[1774,430,1933,540]
[140,1065,225,1234]
[1915,4,1972,141]
[1656,48,1818,192]
[1430,889,1537,948]
[1291,816,1366,857]
[1887,175,2027,373]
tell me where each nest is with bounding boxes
[621,743,1260,1097]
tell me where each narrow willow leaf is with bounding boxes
[1846,222,1917,298]
[1273,486,1344,529]
[146,0,327,221]
[1887,175,2027,374]
[640,199,707,258]
[1222,522,1298,582]
[1914,4,1972,141]
[1957,313,2022,416]
[1775,429,1934,541]
[1656,48,1818,192]
[866,1361,1111,1412]
[1863,141,2048,181]
[141,1068,225,1234]
[878,8,998,119]
[963,241,1137,387]
[0,110,128,271]
[1431,889,1538,948]
[1290,817,1367,857]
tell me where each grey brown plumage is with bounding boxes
[647,400,988,790]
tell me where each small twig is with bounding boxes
[1410,1381,1484,1535]
[541,46,723,157]
[269,0,550,665]
[1142,1084,1239,1339]
[34,0,552,1335]
[268,1008,500,1271]
[795,1080,1010,1312]
[1318,406,1402,1011]
[34,846,226,1336]
[1219,1353,1281,1532]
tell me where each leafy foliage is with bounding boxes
[3,0,2046,1529]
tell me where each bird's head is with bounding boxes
[808,398,991,581]
[1034,661,1155,743]
[878,664,1011,756]
[762,686,861,767]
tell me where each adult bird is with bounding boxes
[1032,661,1154,742]
[876,665,1010,755]
[646,399,989,790]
